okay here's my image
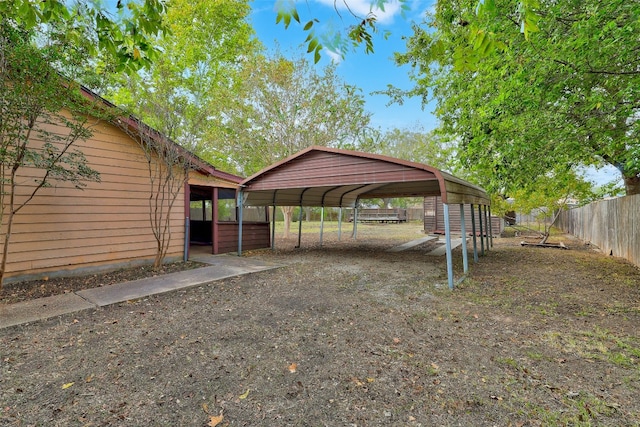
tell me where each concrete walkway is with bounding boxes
[0,254,282,329]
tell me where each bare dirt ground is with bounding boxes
[1,223,640,426]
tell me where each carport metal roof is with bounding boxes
[239,146,490,207]
[237,146,493,290]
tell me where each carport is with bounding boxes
[237,146,492,289]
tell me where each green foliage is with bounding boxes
[109,0,258,160]
[217,53,373,176]
[0,21,108,287]
[275,0,540,63]
[0,0,169,73]
[397,0,640,197]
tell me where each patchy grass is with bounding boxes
[2,223,640,426]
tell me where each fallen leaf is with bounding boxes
[207,411,224,427]
[239,389,250,399]
[366,377,375,383]
[61,382,74,389]
[393,337,401,344]
[85,374,94,383]
[202,402,209,414]
[288,363,297,373]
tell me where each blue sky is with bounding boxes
[248,0,620,187]
[249,0,438,132]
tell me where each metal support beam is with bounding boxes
[443,203,454,290]
[352,206,358,240]
[338,207,343,241]
[478,205,485,256]
[319,206,325,246]
[237,190,244,256]
[296,205,303,248]
[470,204,479,263]
[271,205,277,250]
[488,206,494,248]
[483,205,490,251]
[184,217,190,262]
[460,204,468,274]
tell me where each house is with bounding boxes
[0,87,270,284]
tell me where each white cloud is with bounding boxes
[324,48,343,63]
[315,0,402,25]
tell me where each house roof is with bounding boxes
[240,146,490,207]
[79,86,242,184]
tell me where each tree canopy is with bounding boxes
[395,0,639,196]
[217,53,373,176]
[109,0,259,158]
[0,0,169,73]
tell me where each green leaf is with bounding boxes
[314,46,321,63]
[307,38,318,53]
[303,20,314,31]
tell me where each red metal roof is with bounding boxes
[240,146,489,207]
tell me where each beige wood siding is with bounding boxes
[1,116,186,282]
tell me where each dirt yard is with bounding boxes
[1,223,640,426]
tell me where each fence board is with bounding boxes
[557,195,639,267]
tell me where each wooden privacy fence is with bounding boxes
[556,195,639,267]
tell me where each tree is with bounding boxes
[395,0,640,196]
[107,0,258,264]
[219,53,372,236]
[275,0,541,64]
[109,0,258,161]
[508,170,594,243]
[0,0,169,73]
[378,125,455,171]
[0,23,107,289]
[115,117,195,269]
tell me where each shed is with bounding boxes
[0,87,270,284]
[424,196,504,236]
[238,146,493,289]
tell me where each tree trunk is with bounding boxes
[281,206,294,239]
[623,174,640,196]
[0,212,15,290]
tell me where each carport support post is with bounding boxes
[296,205,303,248]
[488,206,494,248]
[352,207,358,240]
[478,205,485,256]
[271,205,277,250]
[237,190,244,256]
[459,204,468,274]
[443,203,455,289]
[319,206,325,246]
[338,207,343,241]
[483,205,490,251]
[470,204,479,263]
